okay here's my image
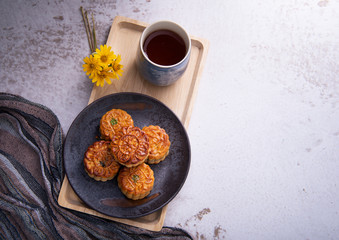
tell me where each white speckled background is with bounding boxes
[1,0,338,239]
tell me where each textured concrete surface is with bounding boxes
[1,0,339,239]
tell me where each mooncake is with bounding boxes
[142,125,170,164]
[99,109,134,140]
[110,126,150,167]
[117,163,154,200]
[84,140,120,181]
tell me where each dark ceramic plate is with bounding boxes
[64,92,190,218]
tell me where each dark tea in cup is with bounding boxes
[138,20,191,86]
[143,30,186,66]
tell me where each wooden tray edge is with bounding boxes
[181,36,209,128]
[58,176,166,231]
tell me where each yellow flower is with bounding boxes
[111,54,123,79]
[94,45,116,66]
[82,55,100,77]
[90,66,116,87]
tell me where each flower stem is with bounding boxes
[92,13,97,51]
[85,11,94,52]
[80,6,95,53]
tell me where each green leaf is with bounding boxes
[132,175,140,183]
[110,118,118,126]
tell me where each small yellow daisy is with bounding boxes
[94,45,116,66]
[90,66,116,87]
[111,54,123,79]
[82,55,100,77]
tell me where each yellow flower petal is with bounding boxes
[111,54,123,79]
[94,44,116,66]
[83,55,100,76]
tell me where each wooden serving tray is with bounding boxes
[58,16,209,231]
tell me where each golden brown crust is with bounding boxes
[142,125,171,164]
[110,126,150,167]
[84,140,120,181]
[117,163,154,200]
[99,109,134,141]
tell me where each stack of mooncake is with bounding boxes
[83,109,171,200]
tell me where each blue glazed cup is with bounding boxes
[137,21,191,86]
